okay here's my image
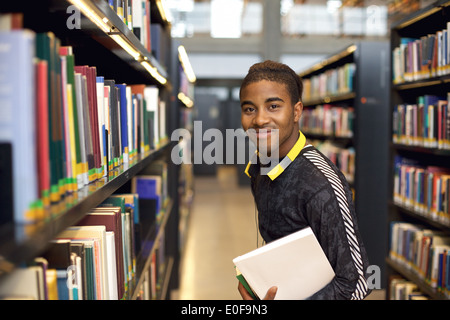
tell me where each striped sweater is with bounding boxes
[246,139,371,300]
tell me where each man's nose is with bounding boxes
[253,109,270,127]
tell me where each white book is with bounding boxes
[0,266,45,300]
[58,226,109,300]
[106,231,119,300]
[233,227,335,300]
[0,30,38,223]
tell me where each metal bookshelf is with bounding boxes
[0,0,186,300]
[387,0,450,300]
[298,41,391,287]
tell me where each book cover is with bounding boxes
[0,266,45,300]
[77,207,124,299]
[60,46,83,189]
[58,226,109,300]
[36,60,51,207]
[0,30,40,223]
[116,83,129,163]
[232,227,335,300]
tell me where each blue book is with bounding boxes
[116,83,129,163]
[57,270,70,300]
[446,252,450,294]
[0,30,40,223]
[132,176,161,213]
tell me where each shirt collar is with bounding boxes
[245,130,306,181]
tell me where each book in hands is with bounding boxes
[233,227,335,300]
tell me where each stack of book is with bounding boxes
[389,275,431,300]
[0,30,167,224]
[300,104,354,138]
[392,24,450,84]
[312,141,355,184]
[389,221,450,297]
[302,63,356,101]
[0,162,167,300]
[392,93,450,149]
[107,0,151,52]
[393,156,450,225]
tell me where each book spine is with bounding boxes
[0,30,40,223]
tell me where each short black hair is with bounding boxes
[240,60,303,105]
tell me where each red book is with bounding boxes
[74,65,101,181]
[36,60,50,205]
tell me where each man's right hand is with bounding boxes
[238,282,277,300]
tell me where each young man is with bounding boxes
[238,60,371,300]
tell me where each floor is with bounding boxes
[173,165,385,300]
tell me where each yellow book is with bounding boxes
[67,84,78,191]
[46,269,59,300]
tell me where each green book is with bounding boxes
[61,47,82,188]
[235,266,257,300]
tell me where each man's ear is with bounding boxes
[294,101,303,122]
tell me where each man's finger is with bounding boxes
[263,286,277,300]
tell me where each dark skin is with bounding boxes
[241,80,302,159]
[239,79,303,300]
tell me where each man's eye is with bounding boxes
[269,104,279,110]
[244,107,255,113]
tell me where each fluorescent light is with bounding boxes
[141,61,168,85]
[156,0,171,23]
[68,0,111,33]
[178,45,196,83]
[211,0,243,38]
[69,0,168,85]
[109,34,141,60]
[178,92,194,107]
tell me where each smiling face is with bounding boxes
[240,80,302,158]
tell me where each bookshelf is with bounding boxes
[298,41,391,288]
[388,0,450,300]
[0,0,189,300]
[170,41,195,255]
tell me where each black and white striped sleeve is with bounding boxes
[302,149,371,300]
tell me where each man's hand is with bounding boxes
[238,282,277,300]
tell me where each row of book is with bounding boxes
[107,0,152,58]
[0,167,168,300]
[389,221,450,297]
[302,62,355,102]
[0,29,167,224]
[109,0,171,71]
[392,93,450,149]
[310,140,355,184]
[392,23,450,84]
[389,275,431,300]
[393,156,450,225]
[299,104,354,138]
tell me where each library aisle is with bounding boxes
[173,165,385,300]
[175,165,258,300]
